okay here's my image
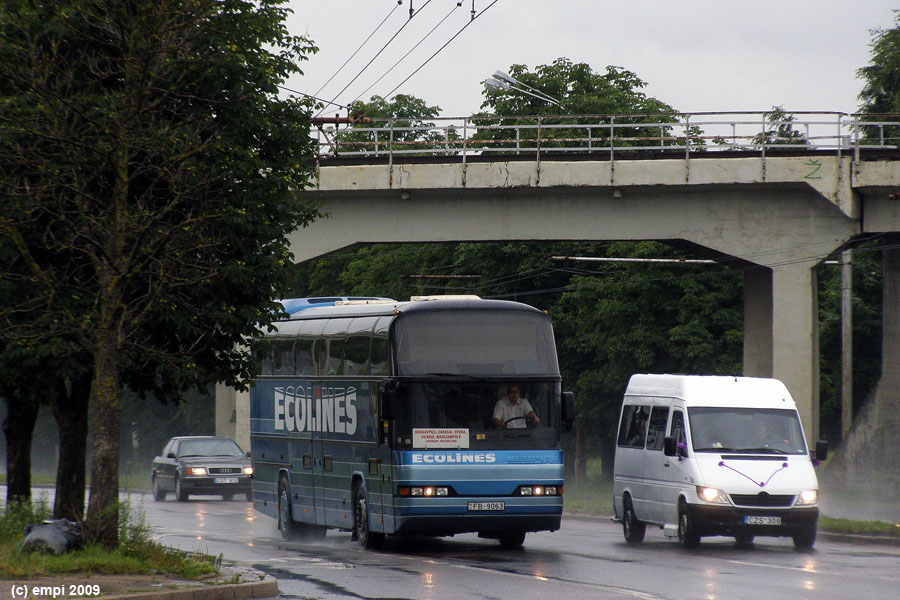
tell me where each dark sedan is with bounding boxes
[151,436,252,501]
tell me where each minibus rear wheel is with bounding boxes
[622,495,646,544]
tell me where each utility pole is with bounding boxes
[841,249,853,439]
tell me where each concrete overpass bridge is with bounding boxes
[219,111,900,470]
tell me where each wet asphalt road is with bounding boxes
[137,491,900,600]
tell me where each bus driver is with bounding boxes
[492,385,540,429]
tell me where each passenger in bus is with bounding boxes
[492,385,540,429]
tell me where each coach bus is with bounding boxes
[249,296,575,549]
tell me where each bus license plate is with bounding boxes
[468,502,504,511]
[214,477,239,484]
[745,516,781,525]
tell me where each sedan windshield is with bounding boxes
[178,439,244,458]
[688,407,808,455]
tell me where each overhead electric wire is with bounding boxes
[314,0,435,119]
[276,85,351,110]
[377,0,501,107]
[313,1,402,98]
[350,2,462,106]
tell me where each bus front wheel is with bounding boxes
[278,477,300,540]
[353,487,384,549]
[498,531,526,548]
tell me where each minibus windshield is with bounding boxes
[688,407,808,455]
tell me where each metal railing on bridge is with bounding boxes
[313,111,900,163]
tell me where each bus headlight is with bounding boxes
[519,486,559,496]
[399,486,449,497]
[697,486,728,504]
[796,489,818,505]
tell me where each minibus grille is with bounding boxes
[730,493,795,507]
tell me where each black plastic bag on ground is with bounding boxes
[22,519,83,555]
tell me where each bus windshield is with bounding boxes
[688,407,808,455]
[392,381,559,450]
[393,310,558,376]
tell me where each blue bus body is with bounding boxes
[249,298,573,548]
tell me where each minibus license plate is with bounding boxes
[744,516,781,525]
[468,502,504,511]
[214,477,239,484]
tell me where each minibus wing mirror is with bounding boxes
[664,436,676,457]
[814,440,828,462]
[561,391,576,430]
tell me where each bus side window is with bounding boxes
[370,316,391,375]
[295,336,315,376]
[255,340,274,376]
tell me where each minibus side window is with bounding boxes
[670,410,686,453]
[617,405,650,448]
[646,406,669,451]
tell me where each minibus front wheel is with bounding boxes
[622,494,646,544]
[678,500,701,548]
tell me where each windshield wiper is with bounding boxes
[424,372,485,380]
[734,447,788,454]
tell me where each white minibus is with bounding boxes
[612,374,827,549]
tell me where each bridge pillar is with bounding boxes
[771,263,820,442]
[743,268,773,378]
[742,263,820,441]
[215,383,250,451]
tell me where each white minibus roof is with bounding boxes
[624,374,795,409]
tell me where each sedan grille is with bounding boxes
[208,467,242,475]
[730,493,795,507]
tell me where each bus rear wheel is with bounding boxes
[353,487,384,549]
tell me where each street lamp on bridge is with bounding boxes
[483,70,562,107]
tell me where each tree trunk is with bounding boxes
[599,436,615,482]
[85,343,121,546]
[52,375,91,521]
[2,392,40,503]
[574,421,587,482]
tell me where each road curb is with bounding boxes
[566,511,900,548]
[101,565,278,600]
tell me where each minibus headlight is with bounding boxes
[697,486,728,504]
[796,489,818,505]
[185,467,207,476]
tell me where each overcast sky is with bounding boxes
[285,1,898,117]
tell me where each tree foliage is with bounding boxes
[0,0,319,544]
[858,10,900,115]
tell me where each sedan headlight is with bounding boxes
[796,489,818,505]
[696,486,729,504]
[185,467,207,476]
[243,466,254,476]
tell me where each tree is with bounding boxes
[474,58,686,153]
[328,94,457,157]
[0,0,319,544]
[858,10,900,144]
[751,106,809,148]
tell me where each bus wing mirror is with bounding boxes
[381,386,398,420]
[561,391,575,429]
[814,440,828,462]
